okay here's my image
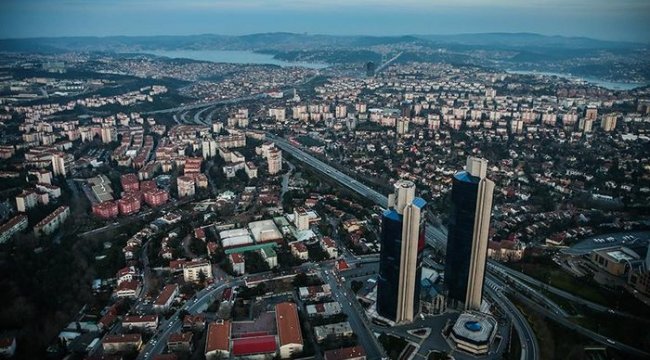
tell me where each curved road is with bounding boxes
[484,280,539,360]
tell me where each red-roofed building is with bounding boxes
[290,242,308,260]
[324,345,367,360]
[123,315,158,332]
[140,180,158,193]
[114,280,140,298]
[321,236,338,258]
[232,335,277,357]
[336,259,350,271]
[168,332,193,353]
[183,314,206,332]
[144,189,168,207]
[153,284,179,312]
[102,334,142,354]
[205,320,230,360]
[118,196,141,215]
[275,302,303,359]
[121,173,140,192]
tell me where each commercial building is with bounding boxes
[377,180,426,323]
[450,311,498,356]
[444,157,495,311]
[276,302,303,359]
[590,246,640,276]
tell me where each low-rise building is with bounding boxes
[321,236,338,258]
[102,334,142,354]
[0,215,28,243]
[324,345,367,360]
[34,205,69,236]
[205,320,230,360]
[183,260,213,283]
[276,302,303,359]
[306,301,342,318]
[450,311,498,356]
[168,332,193,353]
[229,253,246,275]
[313,322,353,342]
[153,284,179,312]
[298,284,332,301]
[123,315,158,332]
[260,247,278,268]
[115,280,141,298]
[291,242,309,260]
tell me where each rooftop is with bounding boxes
[276,302,302,347]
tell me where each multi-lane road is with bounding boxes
[266,133,541,360]
[267,134,449,249]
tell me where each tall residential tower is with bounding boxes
[444,157,495,311]
[377,180,426,323]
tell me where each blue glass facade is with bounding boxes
[377,208,425,321]
[377,210,403,320]
[444,171,481,306]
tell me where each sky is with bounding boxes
[0,0,648,42]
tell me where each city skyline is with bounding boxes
[0,0,649,42]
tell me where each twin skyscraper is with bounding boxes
[377,156,495,323]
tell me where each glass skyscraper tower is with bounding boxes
[377,180,426,323]
[445,157,495,311]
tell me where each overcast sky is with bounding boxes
[0,0,648,42]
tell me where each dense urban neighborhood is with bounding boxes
[0,32,649,360]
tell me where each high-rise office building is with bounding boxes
[444,157,495,311]
[377,180,426,323]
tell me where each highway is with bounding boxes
[485,277,540,360]
[138,280,242,360]
[507,285,650,359]
[266,133,449,249]
[321,269,387,359]
[488,261,647,322]
[143,93,268,115]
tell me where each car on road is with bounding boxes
[606,339,615,344]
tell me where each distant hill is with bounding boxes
[0,32,641,53]
[415,32,642,50]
